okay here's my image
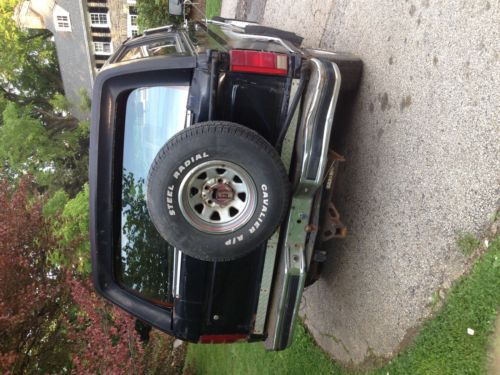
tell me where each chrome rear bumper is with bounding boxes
[262,58,341,350]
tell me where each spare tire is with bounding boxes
[147,122,290,261]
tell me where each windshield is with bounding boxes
[119,86,188,305]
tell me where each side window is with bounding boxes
[118,86,189,304]
[117,35,187,62]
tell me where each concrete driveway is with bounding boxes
[222,0,499,365]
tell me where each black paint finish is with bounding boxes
[91,25,299,343]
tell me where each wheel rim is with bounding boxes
[178,160,257,234]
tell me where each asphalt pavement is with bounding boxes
[222,0,499,366]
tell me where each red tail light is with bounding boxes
[230,50,288,76]
[199,334,248,344]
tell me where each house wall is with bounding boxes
[17,0,137,120]
[86,0,137,69]
[43,0,94,121]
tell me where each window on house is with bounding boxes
[94,41,112,55]
[90,12,109,27]
[53,6,72,32]
[57,15,70,29]
[128,14,139,37]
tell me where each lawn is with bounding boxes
[185,235,500,374]
[184,322,346,375]
[372,234,500,375]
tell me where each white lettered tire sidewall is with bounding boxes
[147,122,290,261]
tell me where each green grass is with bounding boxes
[204,0,222,20]
[457,232,481,256]
[490,317,500,375]
[371,235,500,374]
[184,322,347,375]
[185,235,500,375]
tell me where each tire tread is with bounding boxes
[147,122,290,261]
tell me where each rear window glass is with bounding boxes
[119,86,189,304]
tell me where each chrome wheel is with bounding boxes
[178,160,257,233]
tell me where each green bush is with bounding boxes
[136,0,184,31]
[43,189,69,217]
[49,184,90,274]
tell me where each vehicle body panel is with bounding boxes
[91,23,295,342]
[90,20,346,348]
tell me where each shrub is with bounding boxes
[136,0,184,31]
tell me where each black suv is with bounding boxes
[90,18,361,350]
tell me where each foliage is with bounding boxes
[66,277,145,374]
[205,0,222,20]
[50,184,90,274]
[136,0,184,31]
[0,102,50,172]
[0,2,94,363]
[0,178,153,373]
[0,2,182,373]
[78,119,91,139]
[0,177,72,373]
[458,232,481,256]
[49,92,71,113]
[142,330,186,374]
[0,1,88,195]
[0,101,89,195]
[43,189,69,217]
[79,88,92,113]
[0,0,63,112]
[56,181,149,374]
[186,235,500,375]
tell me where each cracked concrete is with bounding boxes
[222,0,500,366]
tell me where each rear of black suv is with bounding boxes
[90,20,361,348]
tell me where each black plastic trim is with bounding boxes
[90,56,196,334]
[279,276,300,348]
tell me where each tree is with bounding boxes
[66,277,145,374]
[52,182,146,374]
[51,184,90,274]
[0,177,72,373]
[0,1,89,195]
[0,1,64,116]
[136,0,184,31]
[0,178,150,374]
[0,102,89,194]
[0,2,184,372]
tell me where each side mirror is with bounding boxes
[169,0,184,16]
